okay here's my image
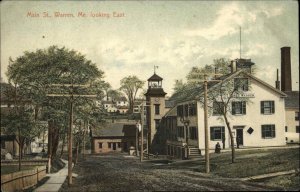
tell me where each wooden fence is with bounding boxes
[1,166,47,192]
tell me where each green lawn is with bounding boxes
[1,165,38,175]
[202,148,299,178]
[192,147,300,191]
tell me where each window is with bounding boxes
[189,103,197,116]
[98,142,103,149]
[213,102,224,115]
[118,142,121,148]
[177,105,183,117]
[232,101,246,115]
[285,126,288,132]
[296,126,300,133]
[234,78,249,91]
[154,104,160,115]
[295,112,299,121]
[108,142,111,148]
[261,125,276,138]
[189,127,198,140]
[210,126,225,140]
[184,104,189,117]
[261,101,275,114]
[177,126,184,138]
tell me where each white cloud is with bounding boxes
[184,3,284,40]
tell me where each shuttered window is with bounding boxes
[232,101,246,115]
[260,101,275,114]
[210,126,225,140]
[261,125,276,138]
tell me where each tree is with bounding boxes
[174,58,251,163]
[102,82,111,101]
[119,76,145,113]
[0,83,41,171]
[200,72,251,163]
[173,58,231,95]
[108,89,123,102]
[6,46,105,167]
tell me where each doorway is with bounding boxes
[236,129,244,145]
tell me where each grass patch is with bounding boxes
[1,165,39,175]
[195,148,299,178]
[258,173,300,191]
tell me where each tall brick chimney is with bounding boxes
[281,47,292,91]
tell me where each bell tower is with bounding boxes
[145,70,167,152]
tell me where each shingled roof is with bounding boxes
[168,70,287,104]
[91,122,136,138]
[284,91,299,109]
[147,73,163,81]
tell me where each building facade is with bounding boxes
[144,73,167,153]
[163,66,287,159]
[91,122,136,153]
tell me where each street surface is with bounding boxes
[59,153,281,191]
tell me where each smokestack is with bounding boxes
[230,60,237,73]
[275,68,280,90]
[281,47,292,91]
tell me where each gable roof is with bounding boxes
[148,73,163,81]
[91,122,136,137]
[284,91,299,109]
[169,70,287,104]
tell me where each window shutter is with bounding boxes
[260,101,264,114]
[232,102,236,115]
[261,126,265,138]
[272,125,276,137]
[210,127,214,140]
[272,101,275,114]
[243,101,246,114]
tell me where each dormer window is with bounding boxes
[234,78,249,91]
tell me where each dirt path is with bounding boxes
[59,153,282,191]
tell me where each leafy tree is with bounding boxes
[173,58,252,163]
[108,89,124,102]
[102,82,111,101]
[0,83,41,171]
[199,72,251,163]
[119,76,145,113]
[6,46,105,168]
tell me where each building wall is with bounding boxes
[197,78,286,152]
[285,109,299,143]
[148,96,166,146]
[93,137,135,153]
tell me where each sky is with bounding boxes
[1,1,299,97]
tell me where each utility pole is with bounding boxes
[203,77,209,173]
[47,83,96,185]
[191,73,222,174]
[140,103,144,162]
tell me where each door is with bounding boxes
[113,143,116,150]
[236,129,243,145]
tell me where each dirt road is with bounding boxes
[59,153,281,191]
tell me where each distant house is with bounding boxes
[284,91,299,143]
[116,97,129,107]
[117,105,129,114]
[90,122,137,153]
[102,100,118,113]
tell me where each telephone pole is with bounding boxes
[203,78,209,173]
[47,83,96,185]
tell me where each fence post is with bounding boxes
[37,168,39,182]
[22,171,24,190]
